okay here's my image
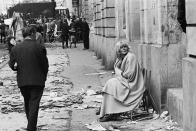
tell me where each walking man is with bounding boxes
[9,26,49,131]
[60,18,69,48]
[82,18,90,49]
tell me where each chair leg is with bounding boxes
[130,111,133,121]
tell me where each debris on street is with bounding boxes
[85,121,106,131]
[160,110,169,118]
[0,53,73,130]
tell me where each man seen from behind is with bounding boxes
[9,25,49,131]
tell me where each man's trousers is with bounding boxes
[20,86,44,131]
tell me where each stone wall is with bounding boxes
[81,0,94,24]
[90,0,116,69]
[129,41,186,111]
[183,58,196,131]
[186,0,196,56]
[121,0,186,111]
[182,0,196,130]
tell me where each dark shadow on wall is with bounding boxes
[177,0,186,33]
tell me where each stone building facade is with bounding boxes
[81,0,196,130]
[182,0,196,131]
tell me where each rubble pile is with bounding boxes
[0,94,23,114]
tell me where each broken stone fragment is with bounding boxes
[52,102,65,107]
[160,111,169,118]
[10,101,23,107]
[52,112,70,119]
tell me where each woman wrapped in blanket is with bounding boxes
[98,40,145,122]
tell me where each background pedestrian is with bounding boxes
[60,18,69,48]
[82,18,90,50]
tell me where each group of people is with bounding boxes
[4,14,90,54]
[7,15,145,131]
[57,16,90,49]
[31,16,90,50]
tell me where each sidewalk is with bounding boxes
[58,43,113,130]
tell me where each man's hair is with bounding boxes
[22,25,36,38]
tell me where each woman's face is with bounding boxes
[119,45,129,55]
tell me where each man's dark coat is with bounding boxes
[60,20,69,37]
[9,39,49,87]
[82,21,90,49]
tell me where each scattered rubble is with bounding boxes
[0,55,8,65]
[0,54,73,130]
[160,111,169,118]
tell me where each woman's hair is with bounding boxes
[115,40,130,58]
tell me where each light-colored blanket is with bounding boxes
[102,52,145,107]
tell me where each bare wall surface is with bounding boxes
[129,43,185,111]
[183,57,196,131]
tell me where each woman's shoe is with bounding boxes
[99,115,111,122]
[99,114,118,122]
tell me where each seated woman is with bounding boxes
[99,40,145,122]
